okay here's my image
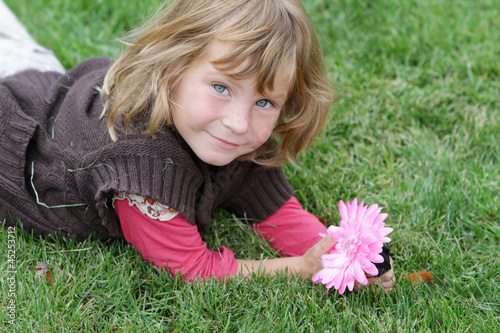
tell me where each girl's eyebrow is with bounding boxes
[263,90,288,103]
[208,69,288,102]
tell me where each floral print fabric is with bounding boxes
[114,192,179,221]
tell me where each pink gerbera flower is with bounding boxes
[312,198,393,294]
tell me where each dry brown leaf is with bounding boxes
[45,270,54,285]
[404,271,434,284]
[35,261,49,275]
[35,261,60,285]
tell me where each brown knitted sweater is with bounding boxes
[0,58,293,241]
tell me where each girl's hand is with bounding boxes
[299,235,337,278]
[355,257,395,292]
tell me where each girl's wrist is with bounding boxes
[298,255,317,279]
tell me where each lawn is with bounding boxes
[1,0,499,331]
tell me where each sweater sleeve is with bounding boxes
[114,199,238,281]
[252,196,328,257]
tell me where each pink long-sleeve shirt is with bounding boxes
[115,196,327,281]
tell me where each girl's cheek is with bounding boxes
[260,119,279,142]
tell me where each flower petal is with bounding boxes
[368,242,383,252]
[364,264,379,276]
[358,244,371,256]
[338,277,347,294]
[381,227,394,236]
[333,268,345,289]
[352,261,368,285]
[313,267,336,284]
[322,254,349,268]
[350,198,358,222]
[327,225,339,234]
[374,213,388,225]
[356,202,368,223]
[326,279,336,291]
[360,234,377,245]
[357,253,374,269]
[365,206,382,224]
[347,279,356,292]
[364,204,379,220]
[371,253,384,263]
[381,237,392,243]
[339,200,349,221]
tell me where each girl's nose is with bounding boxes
[222,103,250,134]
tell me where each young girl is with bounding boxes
[0,0,393,289]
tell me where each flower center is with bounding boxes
[343,236,357,257]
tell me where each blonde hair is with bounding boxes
[101,0,336,166]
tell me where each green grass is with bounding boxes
[2,0,499,331]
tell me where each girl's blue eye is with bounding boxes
[256,99,272,108]
[213,84,229,95]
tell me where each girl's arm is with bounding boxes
[115,194,391,286]
[114,195,336,280]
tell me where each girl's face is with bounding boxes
[171,43,291,166]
